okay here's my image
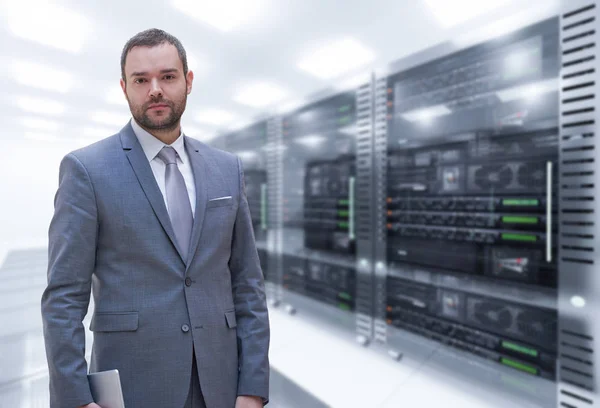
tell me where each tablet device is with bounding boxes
[88,369,125,408]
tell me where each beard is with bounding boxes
[128,89,187,132]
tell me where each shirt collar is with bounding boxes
[130,118,186,163]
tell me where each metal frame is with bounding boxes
[266,116,284,306]
[373,75,389,344]
[354,76,376,344]
[557,1,599,407]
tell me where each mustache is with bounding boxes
[144,98,173,109]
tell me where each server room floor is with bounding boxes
[0,249,555,408]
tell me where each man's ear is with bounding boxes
[186,70,194,95]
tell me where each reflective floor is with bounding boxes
[0,248,326,408]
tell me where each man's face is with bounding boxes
[120,43,193,131]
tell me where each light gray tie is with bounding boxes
[157,146,193,258]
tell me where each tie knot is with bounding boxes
[157,146,178,165]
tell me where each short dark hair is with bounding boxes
[120,28,188,82]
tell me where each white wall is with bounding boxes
[0,139,84,265]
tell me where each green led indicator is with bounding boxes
[503,199,539,207]
[502,216,539,224]
[338,292,352,301]
[500,358,538,375]
[338,105,351,113]
[501,341,539,357]
[339,199,350,205]
[338,303,351,311]
[338,210,350,217]
[338,222,349,229]
[502,233,537,242]
[338,115,352,125]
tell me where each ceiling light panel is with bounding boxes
[233,82,288,108]
[298,38,375,80]
[3,2,90,53]
[171,0,267,32]
[12,60,74,93]
[19,117,60,132]
[23,131,59,142]
[453,1,560,46]
[16,96,66,116]
[424,0,514,28]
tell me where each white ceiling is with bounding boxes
[0,0,560,145]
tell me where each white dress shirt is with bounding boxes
[130,118,196,217]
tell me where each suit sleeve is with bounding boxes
[41,153,97,408]
[229,156,270,404]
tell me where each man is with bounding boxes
[41,28,270,408]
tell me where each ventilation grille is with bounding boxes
[560,329,595,392]
[372,76,390,343]
[374,318,387,344]
[355,81,375,245]
[374,78,389,248]
[558,2,598,407]
[267,117,283,299]
[355,80,375,338]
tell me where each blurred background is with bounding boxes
[1,0,599,407]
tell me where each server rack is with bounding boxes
[217,119,283,304]
[278,81,375,338]
[374,16,562,407]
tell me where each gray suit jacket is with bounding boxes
[41,122,270,408]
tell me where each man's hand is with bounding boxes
[78,403,101,408]
[235,395,263,408]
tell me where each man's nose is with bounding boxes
[149,78,163,98]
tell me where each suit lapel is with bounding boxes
[120,123,187,263]
[185,137,208,271]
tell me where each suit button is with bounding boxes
[185,277,192,287]
[181,324,190,333]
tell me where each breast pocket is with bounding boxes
[199,196,236,250]
[206,196,233,209]
[90,312,139,332]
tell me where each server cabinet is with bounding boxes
[219,120,282,303]
[279,84,375,338]
[374,16,562,407]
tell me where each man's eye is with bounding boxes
[134,78,146,84]
[164,75,174,80]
